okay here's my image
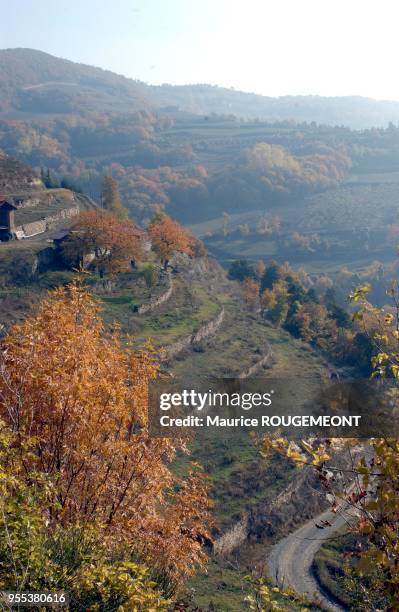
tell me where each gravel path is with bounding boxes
[267,505,349,611]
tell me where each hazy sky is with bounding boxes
[1,0,399,100]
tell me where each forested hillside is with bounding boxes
[3,83,399,294]
[4,55,399,302]
[3,48,399,127]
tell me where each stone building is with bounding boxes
[0,196,81,242]
[0,154,96,243]
[0,200,17,240]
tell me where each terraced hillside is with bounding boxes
[89,259,330,610]
[0,231,331,610]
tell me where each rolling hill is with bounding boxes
[2,48,399,127]
[0,48,150,114]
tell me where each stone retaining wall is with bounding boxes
[213,515,248,557]
[16,206,79,238]
[136,273,173,314]
[160,307,225,362]
[238,345,274,379]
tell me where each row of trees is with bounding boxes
[61,176,205,277]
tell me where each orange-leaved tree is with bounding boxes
[148,212,193,270]
[241,278,260,311]
[63,209,144,276]
[255,259,266,280]
[0,282,213,591]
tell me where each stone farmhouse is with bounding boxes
[0,154,85,242]
[0,197,80,241]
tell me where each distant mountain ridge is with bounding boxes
[0,48,150,114]
[2,48,399,127]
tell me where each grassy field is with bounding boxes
[164,118,301,139]
[188,209,265,238]
[14,188,76,225]
[184,161,399,282]
[186,559,322,612]
[296,183,399,232]
[205,232,398,276]
[172,295,326,530]
[197,176,399,277]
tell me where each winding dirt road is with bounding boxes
[268,505,349,611]
[268,446,372,612]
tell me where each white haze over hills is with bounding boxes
[1,48,399,128]
[2,0,399,102]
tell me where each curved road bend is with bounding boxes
[268,505,350,611]
[267,446,372,611]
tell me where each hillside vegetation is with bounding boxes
[2,49,399,127]
[0,189,332,610]
[1,50,399,609]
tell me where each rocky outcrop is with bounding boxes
[0,153,43,195]
[160,307,225,362]
[170,253,209,279]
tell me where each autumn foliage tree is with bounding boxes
[101,174,127,219]
[255,259,266,280]
[241,278,260,311]
[262,284,399,610]
[0,283,213,596]
[148,212,194,269]
[261,279,289,327]
[288,302,335,345]
[0,423,170,609]
[63,209,144,276]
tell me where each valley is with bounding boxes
[0,47,397,611]
[0,184,332,609]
